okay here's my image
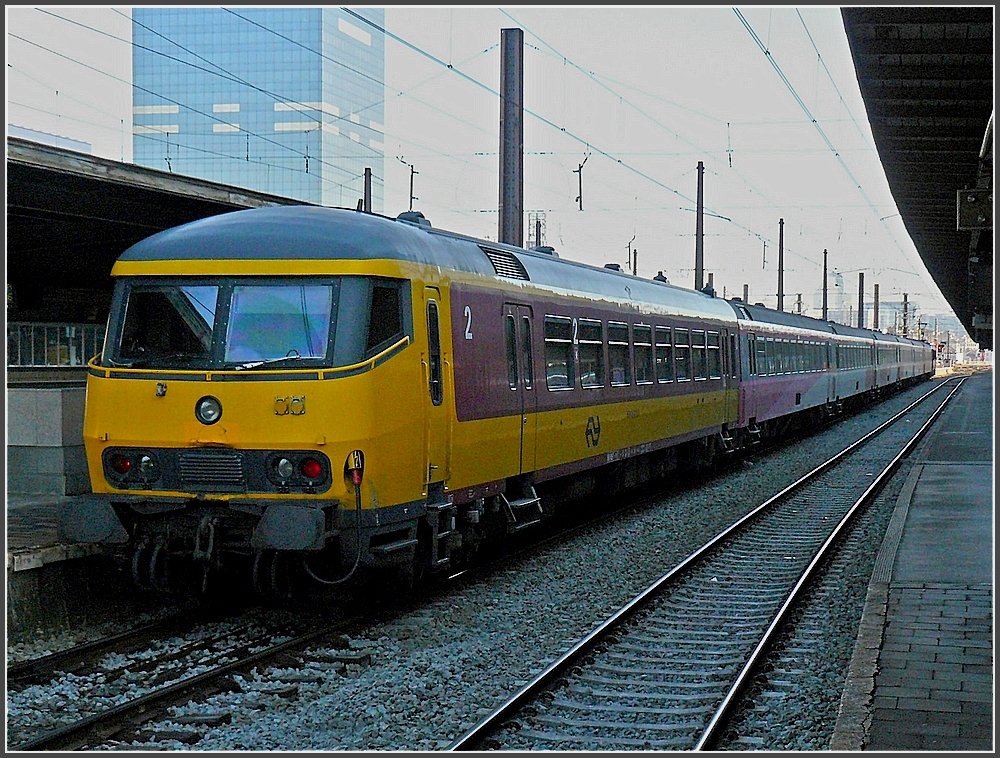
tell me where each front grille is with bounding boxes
[178,449,245,490]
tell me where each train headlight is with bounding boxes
[139,454,157,479]
[195,396,222,425]
[276,457,295,479]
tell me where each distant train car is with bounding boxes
[61,206,934,594]
[727,301,934,443]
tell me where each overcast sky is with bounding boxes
[5,5,967,333]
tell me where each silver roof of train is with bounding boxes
[117,205,737,320]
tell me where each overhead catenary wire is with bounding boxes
[342,7,809,259]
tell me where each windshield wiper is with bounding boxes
[234,354,320,370]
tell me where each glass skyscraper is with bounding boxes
[132,7,385,209]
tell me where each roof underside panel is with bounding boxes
[841,7,993,350]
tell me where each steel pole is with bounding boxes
[694,161,704,290]
[499,28,524,246]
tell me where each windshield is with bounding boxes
[107,276,405,371]
[112,281,335,369]
[224,284,332,363]
[118,284,219,365]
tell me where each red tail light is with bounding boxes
[110,453,132,475]
[300,457,323,479]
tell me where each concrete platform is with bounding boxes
[6,493,146,644]
[833,372,994,751]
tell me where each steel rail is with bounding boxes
[695,377,965,749]
[11,619,359,752]
[7,613,194,685]
[447,377,959,751]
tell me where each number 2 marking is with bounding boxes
[464,305,473,340]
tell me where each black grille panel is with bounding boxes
[178,449,245,490]
[481,247,529,280]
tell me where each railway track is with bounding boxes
[7,609,214,688]
[7,607,366,751]
[449,378,964,751]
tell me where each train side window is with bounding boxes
[692,330,707,380]
[578,318,605,388]
[544,316,574,390]
[674,328,690,381]
[634,325,654,384]
[521,316,534,389]
[758,337,769,376]
[366,282,404,354]
[427,301,443,405]
[655,326,674,382]
[730,333,738,379]
[707,331,721,378]
[505,315,518,390]
[608,321,631,386]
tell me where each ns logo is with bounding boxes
[585,415,602,448]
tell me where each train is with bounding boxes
[60,205,935,594]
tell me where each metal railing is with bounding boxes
[7,322,105,367]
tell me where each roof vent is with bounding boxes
[397,210,431,229]
[604,263,623,272]
[529,245,558,257]
[754,302,765,307]
[480,247,529,280]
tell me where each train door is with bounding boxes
[503,303,537,473]
[722,328,739,421]
[423,287,451,488]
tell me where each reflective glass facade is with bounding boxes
[132,8,384,209]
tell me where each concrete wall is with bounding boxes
[7,387,91,495]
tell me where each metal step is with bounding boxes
[719,430,736,453]
[425,500,456,569]
[502,487,544,533]
[370,538,418,556]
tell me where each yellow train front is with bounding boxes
[64,205,740,594]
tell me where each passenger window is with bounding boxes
[366,282,403,354]
[608,321,631,386]
[707,332,721,378]
[544,316,573,390]
[692,330,707,379]
[674,328,690,381]
[521,316,533,389]
[634,325,654,384]
[655,326,674,382]
[427,301,443,405]
[505,315,518,390]
[578,319,604,388]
